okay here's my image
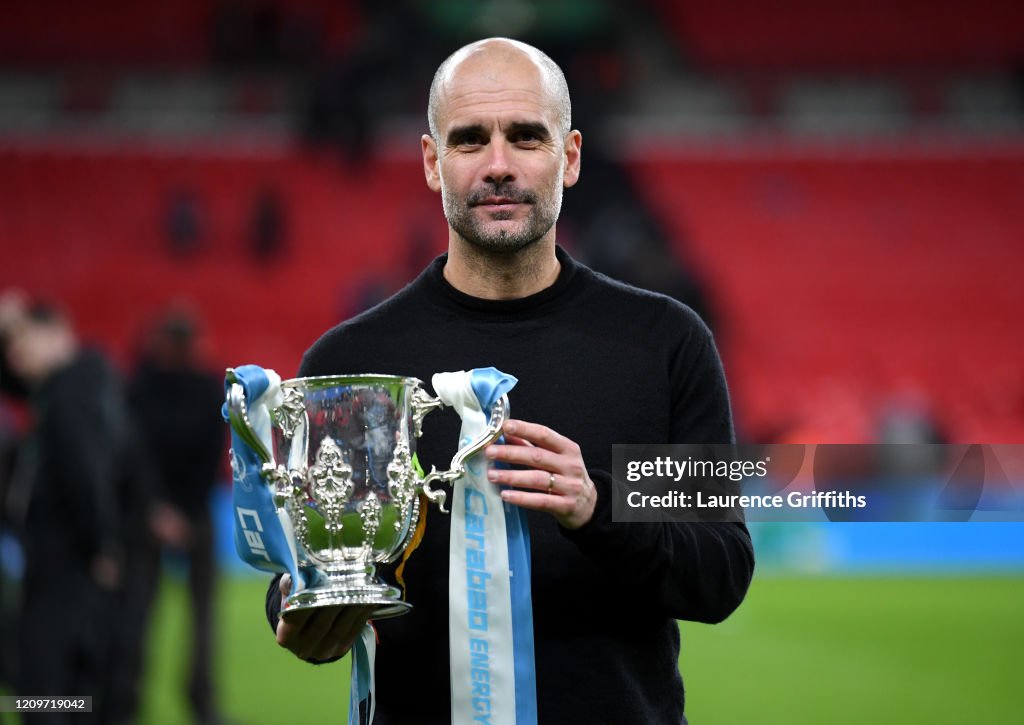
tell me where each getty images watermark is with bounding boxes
[611,444,1024,523]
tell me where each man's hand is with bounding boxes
[485,419,598,529]
[275,573,375,662]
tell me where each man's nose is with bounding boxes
[483,140,515,186]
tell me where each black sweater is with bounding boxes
[266,247,754,724]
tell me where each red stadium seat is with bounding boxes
[628,141,1024,442]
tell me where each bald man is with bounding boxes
[267,38,754,724]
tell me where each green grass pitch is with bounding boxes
[140,574,1023,724]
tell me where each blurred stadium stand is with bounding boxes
[630,142,1024,444]
[654,0,1024,70]
[1,0,1022,445]
[0,147,439,374]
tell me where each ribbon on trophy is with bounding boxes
[349,624,377,725]
[222,364,377,724]
[433,368,538,725]
[222,364,300,581]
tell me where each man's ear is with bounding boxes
[562,130,582,188]
[422,134,441,193]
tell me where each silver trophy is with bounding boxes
[225,371,507,619]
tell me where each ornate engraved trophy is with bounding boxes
[225,371,508,618]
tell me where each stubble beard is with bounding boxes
[442,181,563,255]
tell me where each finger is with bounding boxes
[499,432,534,448]
[500,488,575,518]
[485,442,562,472]
[280,573,292,598]
[312,605,375,661]
[276,606,315,648]
[502,419,578,455]
[488,467,560,494]
[278,607,342,659]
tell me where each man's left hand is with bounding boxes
[485,419,597,529]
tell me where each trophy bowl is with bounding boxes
[225,371,506,619]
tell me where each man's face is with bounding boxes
[422,54,581,254]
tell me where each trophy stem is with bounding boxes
[283,565,412,620]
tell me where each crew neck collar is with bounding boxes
[422,245,581,318]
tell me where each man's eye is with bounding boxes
[458,135,484,146]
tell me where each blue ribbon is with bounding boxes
[470,367,537,725]
[349,630,372,725]
[222,365,300,585]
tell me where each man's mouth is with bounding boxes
[475,197,523,208]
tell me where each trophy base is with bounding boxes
[282,580,412,620]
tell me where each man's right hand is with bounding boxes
[275,573,375,663]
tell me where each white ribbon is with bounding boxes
[349,624,377,724]
[434,371,521,725]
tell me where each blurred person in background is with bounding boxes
[0,299,131,724]
[0,291,31,401]
[248,186,288,262]
[0,392,18,692]
[127,308,227,725]
[164,187,207,259]
[0,290,30,694]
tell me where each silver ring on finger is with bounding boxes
[547,472,556,495]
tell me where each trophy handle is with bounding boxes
[410,386,445,438]
[225,369,272,463]
[225,368,292,501]
[416,395,509,514]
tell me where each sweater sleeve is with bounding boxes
[266,572,284,634]
[561,475,753,623]
[561,314,755,623]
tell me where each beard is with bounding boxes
[442,180,563,254]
